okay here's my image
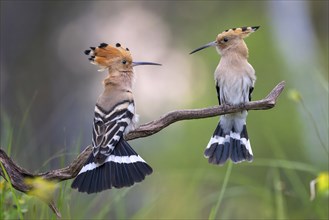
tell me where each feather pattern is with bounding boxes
[71,139,153,193]
[191,26,260,165]
[92,101,134,163]
[71,43,155,193]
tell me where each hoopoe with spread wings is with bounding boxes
[71,43,161,193]
[190,26,259,165]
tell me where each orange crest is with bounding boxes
[85,43,132,71]
[216,26,260,42]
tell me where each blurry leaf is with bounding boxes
[24,177,58,203]
[287,89,302,103]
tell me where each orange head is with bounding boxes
[84,43,161,72]
[190,26,260,56]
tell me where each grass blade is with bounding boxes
[208,161,233,220]
[0,162,24,220]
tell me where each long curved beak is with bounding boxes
[189,41,217,55]
[132,61,162,67]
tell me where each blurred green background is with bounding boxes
[0,1,328,219]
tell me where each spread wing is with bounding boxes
[92,100,135,163]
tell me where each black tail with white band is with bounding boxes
[204,112,253,165]
[189,26,259,165]
[71,42,159,193]
[71,139,152,193]
[71,100,153,193]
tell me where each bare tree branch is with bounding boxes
[125,81,285,140]
[0,81,285,218]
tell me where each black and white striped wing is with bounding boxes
[92,100,135,163]
[72,100,154,193]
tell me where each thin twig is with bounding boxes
[0,81,285,218]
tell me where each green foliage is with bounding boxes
[208,161,233,220]
[0,166,25,220]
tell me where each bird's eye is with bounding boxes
[223,37,229,42]
[122,60,127,64]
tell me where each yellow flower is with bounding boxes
[310,172,329,201]
[287,89,302,103]
[317,172,329,195]
[24,177,58,202]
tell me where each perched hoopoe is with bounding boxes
[71,43,161,193]
[190,26,260,165]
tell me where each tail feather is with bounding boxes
[204,122,253,165]
[71,139,152,193]
[231,138,238,163]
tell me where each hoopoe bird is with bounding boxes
[71,43,161,193]
[190,26,260,165]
